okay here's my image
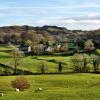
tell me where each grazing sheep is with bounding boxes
[16,88,20,92]
[0,93,4,96]
[38,88,43,91]
[35,88,43,93]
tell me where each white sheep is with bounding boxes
[16,88,20,92]
[35,88,43,93]
[0,93,4,96]
[38,88,43,91]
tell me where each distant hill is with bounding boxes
[0,25,99,44]
[0,25,73,35]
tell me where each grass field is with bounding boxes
[0,46,99,73]
[0,74,100,100]
[0,46,100,100]
[0,46,73,73]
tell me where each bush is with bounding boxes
[37,62,48,74]
[72,54,91,73]
[57,62,63,73]
[96,49,100,55]
[11,77,30,91]
[0,68,5,75]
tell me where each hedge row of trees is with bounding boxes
[72,54,100,73]
[0,29,99,54]
[0,45,99,76]
[11,48,100,75]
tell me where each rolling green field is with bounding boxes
[0,46,99,73]
[0,46,73,73]
[0,46,100,100]
[0,74,100,100]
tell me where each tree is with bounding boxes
[24,40,32,46]
[58,62,63,73]
[3,34,11,44]
[23,30,41,54]
[38,62,48,74]
[72,54,84,73]
[10,33,20,44]
[72,54,91,73]
[84,40,94,51]
[11,47,23,74]
[82,54,90,73]
[60,43,68,52]
[0,32,5,44]
[11,77,30,91]
[91,55,100,73]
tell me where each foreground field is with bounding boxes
[0,74,100,100]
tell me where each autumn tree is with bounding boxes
[60,43,69,52]
[11,33,20,44]
[0,32,5,44]
[84,40,94,51]
[21,30,42,54]
[11,77,30,91]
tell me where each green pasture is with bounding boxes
[0,74,100,100]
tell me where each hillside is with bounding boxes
[0,25,99,44]
[0,25,74,35]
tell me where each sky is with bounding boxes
[0,0,100,30]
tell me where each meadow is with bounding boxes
[0,74,100,100]
[0,46,100,100]
[0,46,73,73]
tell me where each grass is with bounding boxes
[0,46,100,99]
[0,74,100,100]
[0,46,99,73]
[0,46,73,73]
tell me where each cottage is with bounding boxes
[19,44,32,53]
[45,46,54,52]
[54,44,61,52]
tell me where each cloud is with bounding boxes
[34,18,100,25]
[0,0,100,30]
[30,17,100,30]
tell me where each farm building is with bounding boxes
[19,44,31,53]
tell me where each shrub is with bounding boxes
[57,62,63,73]
[72,54,90,73]
[3,69,13,75]
[11,77,30,91]
[84,40,94,51]
[96,49,100,55]
[72,54,84,73]
[37,62,48,74]
[84,66,91,73]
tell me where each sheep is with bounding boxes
[0,93,4,96]
[38,88,43,91]
[35,88,43,93]
[16,88,20,92]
